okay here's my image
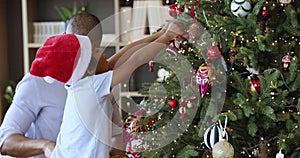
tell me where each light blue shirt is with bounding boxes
[0,73,67,158]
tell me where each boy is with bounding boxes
[29,21,184,157]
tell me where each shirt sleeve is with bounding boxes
[0,75,41,147]
[93,71,113,100]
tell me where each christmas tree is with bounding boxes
[123,0,300,157]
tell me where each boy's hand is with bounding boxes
[163,21,185,40]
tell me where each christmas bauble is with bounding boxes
[262,9,268,17]
[148,61,154,72]
[207,45,222,61]
[179,105,186,119]
[249,74,260,94]
[123,109,145,143]
[278,0,293,4]
[168,98,178,109]
[168,4,183,17]
[166,40,180,55]
[127,152,141,158]
[212,141,234,158]
[231,0,252,17]
[204,124,228,149]
[176,5,184,15]
[169,4,177,17]
[187,101,193,108]
[282,55,292,71]
[126,138,143,158]
[197,64,211,98]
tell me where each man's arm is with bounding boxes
[111,21,184,87]
[107,28,166,70]
[1,134,55,158]
[0,76,57,158]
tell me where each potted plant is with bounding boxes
[3,81,16,105]
[55,1,87,29]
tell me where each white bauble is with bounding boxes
[278,0,293,4]
[231,0,252,17]
[203,124,228,149]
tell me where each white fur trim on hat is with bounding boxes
[66,34,92,85]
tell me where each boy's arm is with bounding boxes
[111,21,184,87]
[107,27,167,70]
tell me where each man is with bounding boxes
[30,20,183,158]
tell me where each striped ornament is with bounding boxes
[203,123,228,149]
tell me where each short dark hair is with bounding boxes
[67,12,103,47]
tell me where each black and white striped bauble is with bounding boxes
[231,0,252,17]
[204,124,228,149]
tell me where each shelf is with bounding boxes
[28,34,124,48]
[120,91,147,97]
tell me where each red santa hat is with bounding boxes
[30,34,92,85]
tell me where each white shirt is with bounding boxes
[51,71,119,158]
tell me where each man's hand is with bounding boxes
[43,140,56,158]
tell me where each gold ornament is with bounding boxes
[187,101,193,108]
[212,140,234,158]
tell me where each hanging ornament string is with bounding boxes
[194,0,201,11]
[218,115,228,140]
[202,10,210,27]
[190,6,196,23]
[191,0,200,23]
